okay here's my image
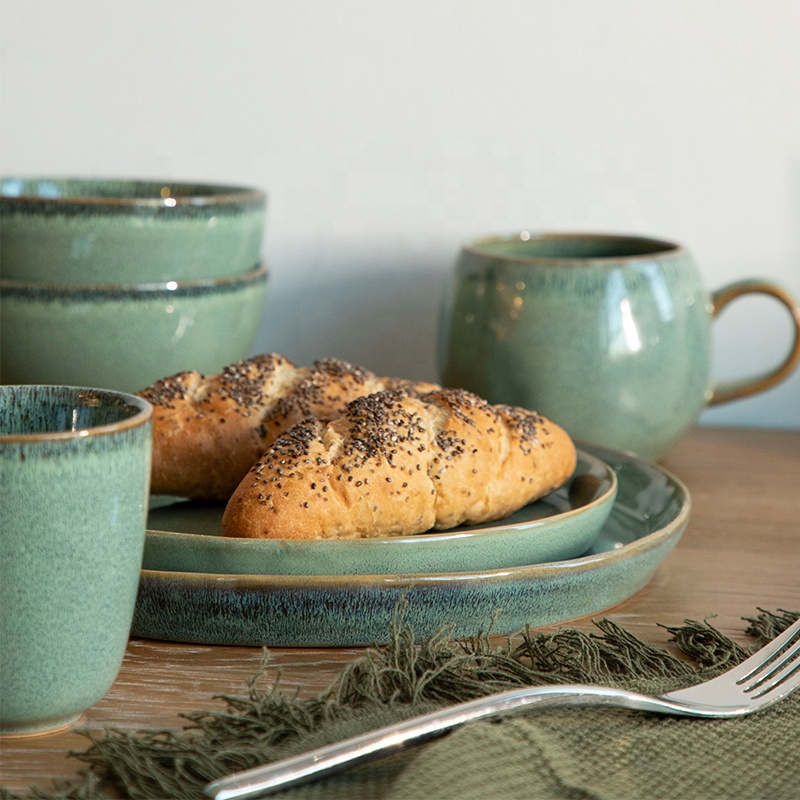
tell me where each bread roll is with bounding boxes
[138,354,438,500]
[222,387,577,540]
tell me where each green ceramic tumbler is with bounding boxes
[0,386,152,737]
[439,233,800,460]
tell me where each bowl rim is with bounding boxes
[0,262,269,294]
[0,385,153,443]
[0,176,265,208]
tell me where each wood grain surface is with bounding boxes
[2,425,798,793]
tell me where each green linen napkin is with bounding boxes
[3,606,798,800]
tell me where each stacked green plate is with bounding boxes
[132,444,689,646]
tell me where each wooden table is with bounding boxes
[2,425,799,793]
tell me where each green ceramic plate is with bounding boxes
[143,450,617,576]
[132,443,690,647]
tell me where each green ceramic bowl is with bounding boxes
[0,264,268,394]
[0,385,152,736]
[0,177,266,284]
[144,450,617,576]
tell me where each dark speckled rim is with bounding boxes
[465,232,684,264]
[130,442,692,646]
[0,386,153,444]
[0,262,268,297]
[0,177,266,215]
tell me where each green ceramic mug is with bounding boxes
[0,385,152,737]
[439,233,800,460]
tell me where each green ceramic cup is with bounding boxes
[0,177,266,284]
[439,233,800,460]
[0,264,268,394]
[0,385,152,737]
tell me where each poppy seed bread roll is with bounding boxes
[222,387,577,540]
[138,354,439,500]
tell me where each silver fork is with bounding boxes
[205,618,800,800]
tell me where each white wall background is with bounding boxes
[2,0,798,429]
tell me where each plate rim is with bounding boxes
[139,442,690,586]
[146,447,616,547]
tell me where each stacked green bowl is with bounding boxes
[0,178,269,393]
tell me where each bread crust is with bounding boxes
[222,387,577,540]
[138,354,438,500]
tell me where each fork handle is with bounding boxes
[203,684,675,799]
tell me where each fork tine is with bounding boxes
[746,642,800,698]
[736,619,800,684]
[753,658,800,699]
[741,634,800,686]
[718,618,800,683]
[663,618,800,712]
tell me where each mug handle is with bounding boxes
[709,279,800,405]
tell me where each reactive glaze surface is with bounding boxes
[132,442,690,647]
[0,386,152,736]
[144,450,617,576]
[0,178,266,284]
[439,233,800,460]
[0,265,268,393]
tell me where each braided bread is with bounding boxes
[138,354,438,500]
[222,387,577,540]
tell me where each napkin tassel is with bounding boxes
[2,605,797,800]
